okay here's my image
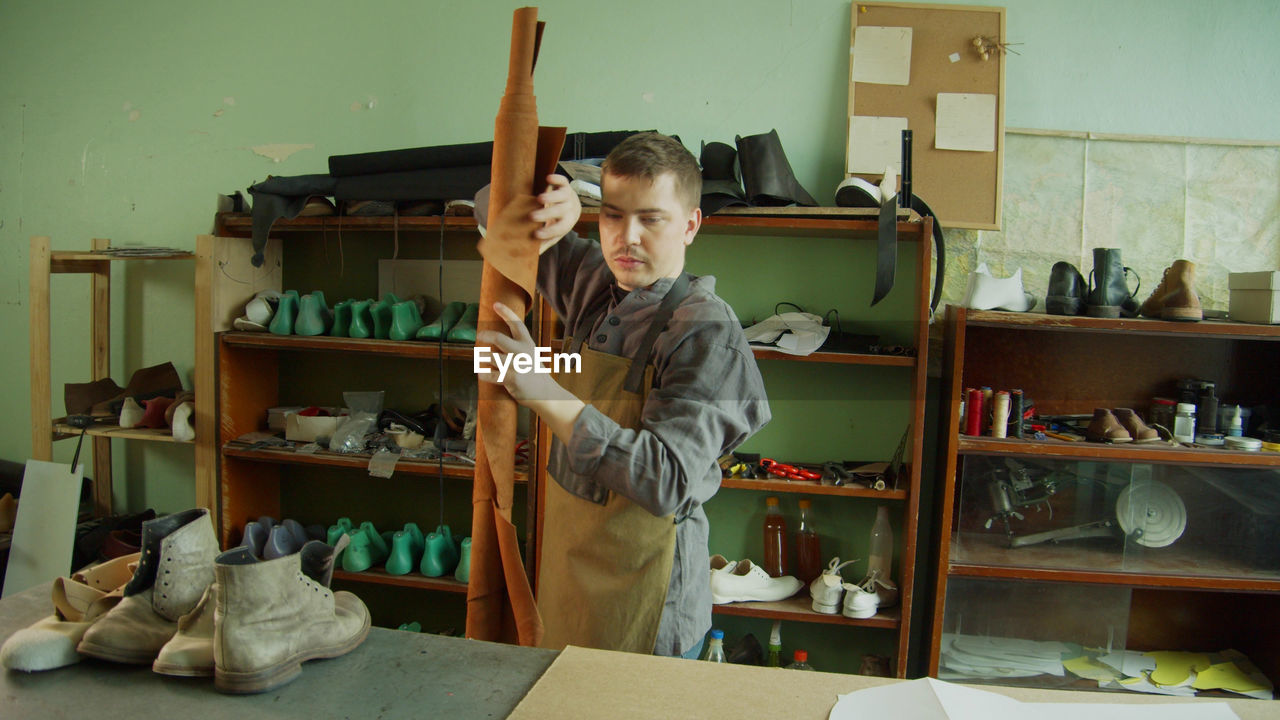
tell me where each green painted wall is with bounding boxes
[2,0,1278,671]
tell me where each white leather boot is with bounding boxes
[77,508,218,663]
[213,540,369,694]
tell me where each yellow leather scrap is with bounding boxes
[1191,661,1271,694]
[1144,651,1211,687]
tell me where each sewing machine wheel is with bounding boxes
[1115,479,1186,548]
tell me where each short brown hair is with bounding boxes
[601,133,701,211]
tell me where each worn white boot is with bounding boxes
[214,540,369,694]
[0,552,138,672]
[155,536,348,678]
[77,508,218,664]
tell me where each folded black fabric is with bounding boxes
[334,165,493,201]
[328,140,494,177]
[246,174,337,267]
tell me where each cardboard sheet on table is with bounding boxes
[936,93,997,152]
[851,26,912,85]
[2,461,83,597]
[847,115,908,174]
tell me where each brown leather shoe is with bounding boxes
[1139,260,1202,322]
[1112,408,1160,443]
[1085,408,1131,443]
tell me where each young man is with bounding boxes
[477,133,770,658]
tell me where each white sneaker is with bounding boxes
[809,557,858,614]
[710,559,802,604]
[709,554,737,576]
[842,583,880,619]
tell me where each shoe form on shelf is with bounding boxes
[403,522,426,557]
[257,516,278,533]
[416,301,466,341]
[709,554,738,576]
[1045,261,1087,316]
[1139,259,1202,322]
[341,528,375,573]
[397,621,422,632]
[1085,408,1132,443]
[170,400,195,441]
[809,557,859,615]
[330,299,354,337]
[327,517,353,565]
[118,397,145,429]
[1112,408,1161,443]
[454,537,472,584]
[445,302,481,343]
[212,541,370,694]
[360,522,390,564]
[0,551,138,672]
[137,396,176,429]
[420,529,458,577]
[1086,248,1141,319]
[389,300,424,341]
[245,293,278,326]
[385,531,419,576]
[962,263,1035,312]
[281,519,310,548]
[294,293,332,336]
[709,559,803,604]
[77,508,219,664]
[348,299,375,339]
[268,290,300,335]
[370,293,400,340]
[264,524,301,560]
[239,521,267,558]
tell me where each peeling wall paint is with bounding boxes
[249,143,315,163]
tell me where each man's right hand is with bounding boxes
[530,173,581,253]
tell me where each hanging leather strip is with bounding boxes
[467,6,565,647]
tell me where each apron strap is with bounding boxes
[567,294,610,356]
[623,273,692,394]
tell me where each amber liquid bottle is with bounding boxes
[795,499,822,585]
[763,496,789,577]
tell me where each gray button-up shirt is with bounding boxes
[538,230,771,656]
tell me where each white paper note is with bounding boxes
[936,92,998,152]
[847,116,908,175]
[851,26,912,85]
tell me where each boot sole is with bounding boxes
[213,613,371,694]
[77,640,161,665]
[1161,307,1202,321]
[152,660,214,677]
[1086,305,1121,318]
[1045,296,1083,316]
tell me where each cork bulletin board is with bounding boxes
[848,2,1006,230]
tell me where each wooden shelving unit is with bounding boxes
[713,596,900,629]
[29,237,205,516]
[930,305,1280,692]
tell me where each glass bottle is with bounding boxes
[785,649,815,670]
[867,506,894,585]
[766,620,782,668]
[763,496,789,578]
[701,628,726,663]
[795,499,822,585]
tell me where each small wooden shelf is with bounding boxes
[964,309,1280,341]
[332,568,469,593]
[52,419,193,444]
[948,532,1280,592]
[222,440,526,482]
[957,435,1280,468]
[712,595,900,629]
[221,331,477,360]
[720,477,907,500]
[751,347,916,366]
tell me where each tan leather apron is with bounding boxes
[537,274,692,653]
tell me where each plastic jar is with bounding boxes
[1173,403,1197,444]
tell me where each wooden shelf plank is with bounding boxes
[720,477,907,500]
[948,532,1280,592]
[221,331,477,359]
[51,250,194,262]
[332,568,469,593]
[52,420,193,444]
[221,441,527,482]
[712,595,900,629]
[957,435,1280,468]
[751,347,916,367]
[965,309,1280,340]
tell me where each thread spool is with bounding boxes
[1010,389,1024,439]
[992,391,1011,439]
[965,388,984,436]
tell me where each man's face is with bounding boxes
[598,171,701,291]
